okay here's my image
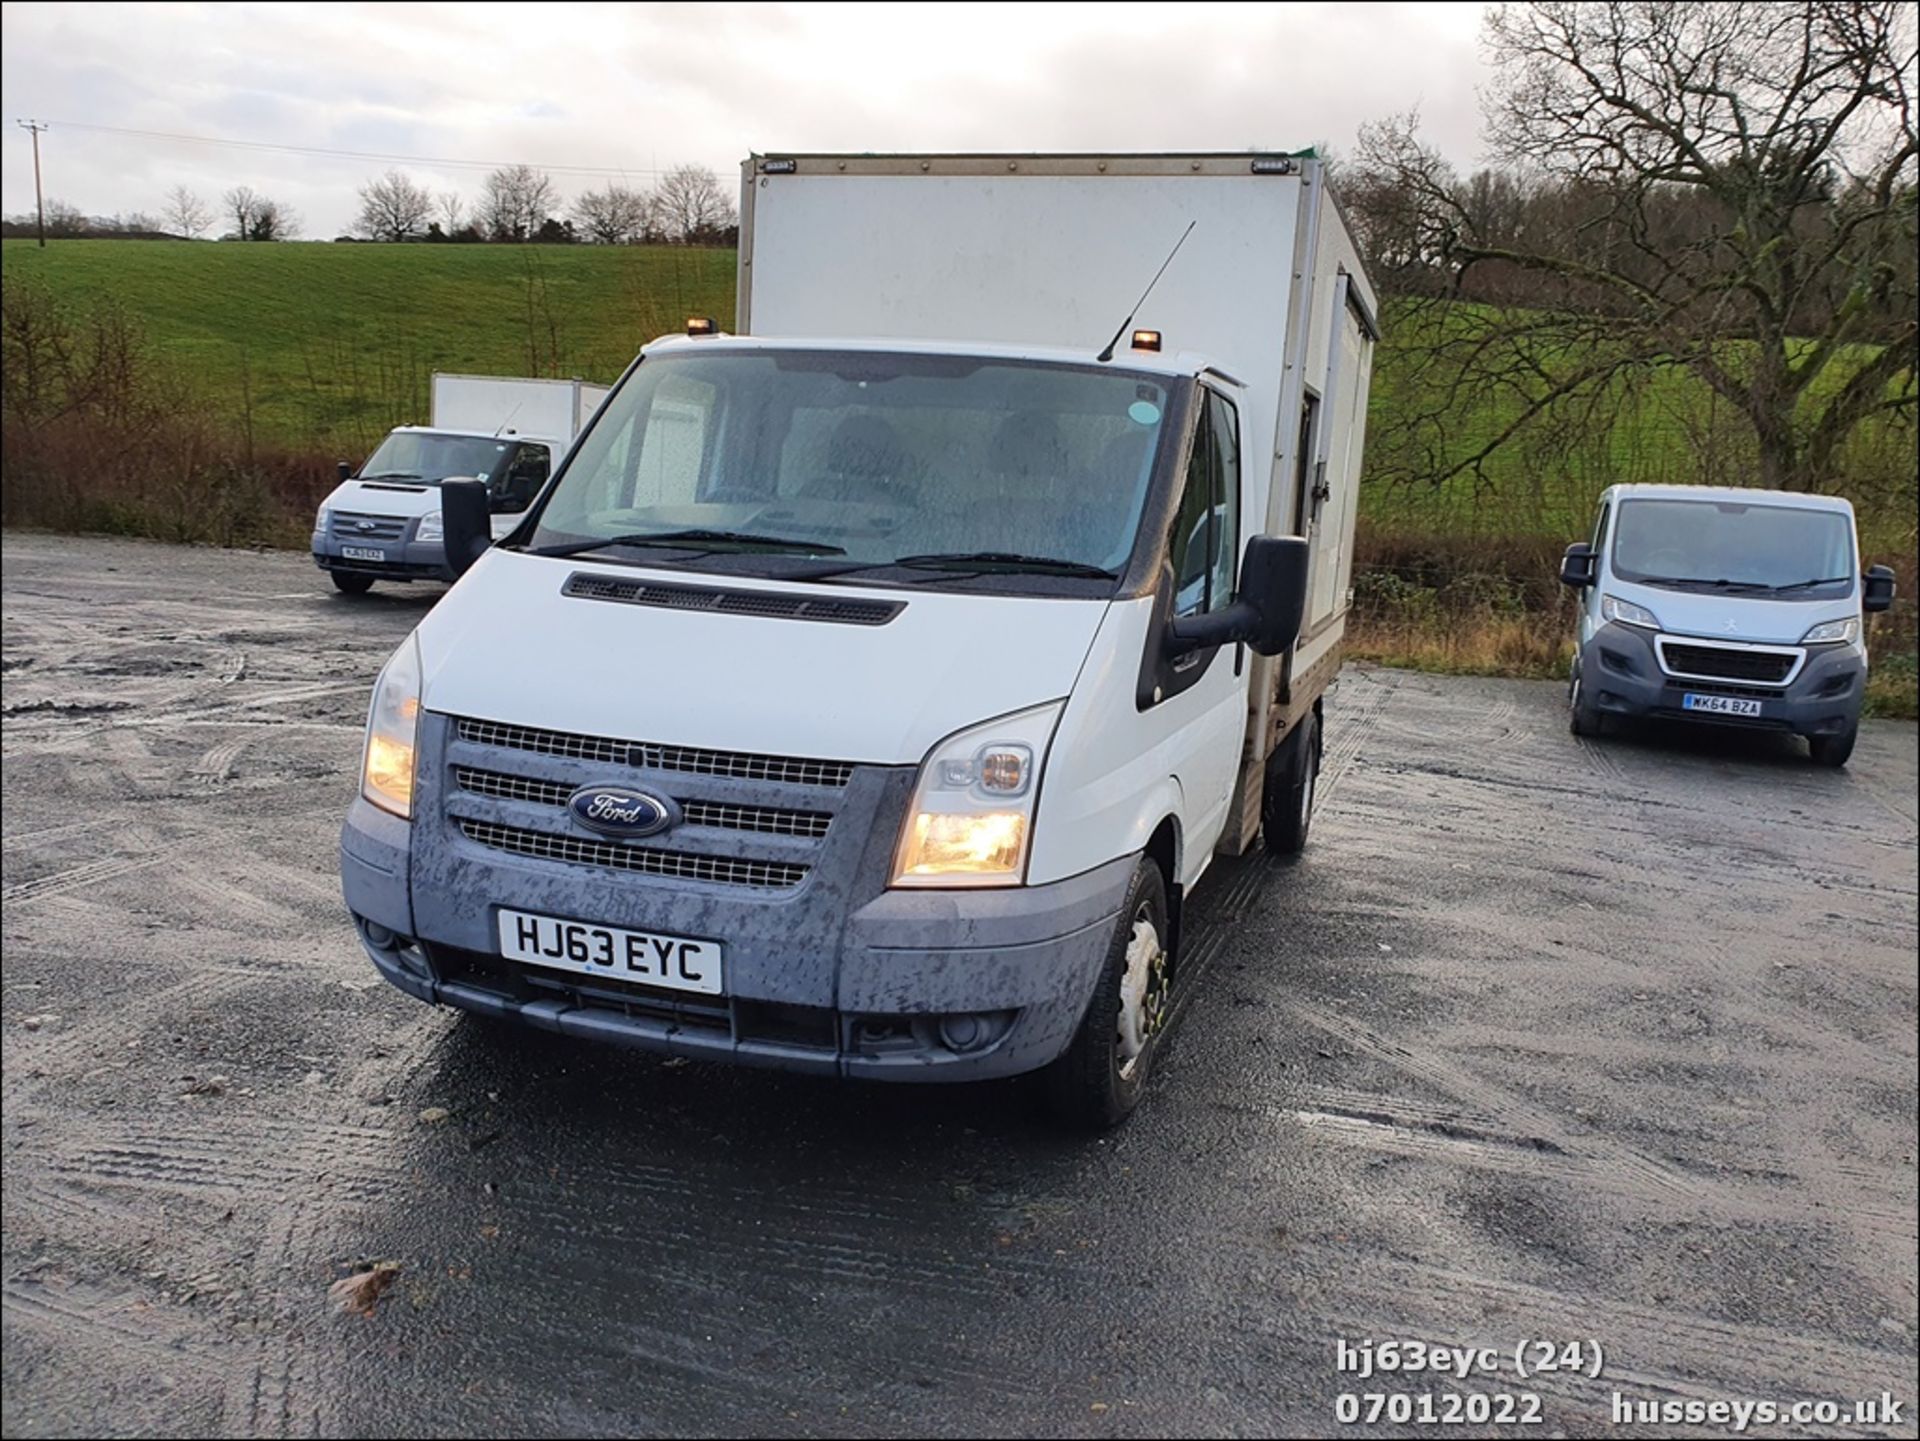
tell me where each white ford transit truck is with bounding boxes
[340,152,1378,1125]
[312,373,609,594]
[1560,484,1896,767]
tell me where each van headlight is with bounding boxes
[313,504,330,536]
[1800,616,1859,645]
[415,510,444,544]
[891,702,1063,888]
[361,634,423,818]
[1600,594,1661,630]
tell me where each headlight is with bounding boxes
[891,702,1063,888]
[1800,616,1860,645]
[415,509,445,544]
[1600,594,1661,630]
[313,504,330,535]
[361,634,423,818]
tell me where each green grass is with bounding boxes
[1,238,733,452]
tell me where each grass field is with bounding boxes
[1,239,732,451]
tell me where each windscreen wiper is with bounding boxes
[523,529,848,559]
[1637,575,1772,592]
[1769,575,1852,593]
[888,551,1118,578]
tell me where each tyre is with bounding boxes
[1043,856,1171,1130]
[1808,726,1857,768]
[332,571,375,595]
[1262,710,1321,856]
[1568,662,1606,737]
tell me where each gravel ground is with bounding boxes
[2,531,1916,1439]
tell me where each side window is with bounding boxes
[1168,410,1214,617]
[494,443,550,513]
[1207,391,1240,609]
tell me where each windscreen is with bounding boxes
[360,432,516,487]
[1611,499,1856,594]
[530,351,1172,574]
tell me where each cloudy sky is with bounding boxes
[2,2,1490,236]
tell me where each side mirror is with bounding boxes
[441,478,493,577]
[1166,535,1309,659]
[1560,542,1597,588]
[1863,563,1897,614]
[337,460,352,482]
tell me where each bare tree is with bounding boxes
[1354,1,1918,493]
[437,190,466,232]
[650,164,735,243]
[355,169,433,242]
[37,199,89,237]
[223,186,261,241]
[571,183,649,244]
[222,187,299,241]
[162,185,212,239]
[481,164,559,242]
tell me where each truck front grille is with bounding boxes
[455,717,853,788]
[453,765,832,839]
[458,818,809,890]
[329,511,410,543]
[1660,642,1798,684]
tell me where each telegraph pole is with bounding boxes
[17,119,48,247]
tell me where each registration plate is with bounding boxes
[496,907,723,995]
[341,545,387,563]
[1683,693,1762,718]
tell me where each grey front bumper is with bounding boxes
[312,535,453,582]
[1578,622,1864,737]
[341,792,1130,1083]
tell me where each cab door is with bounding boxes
[1157,386,1247,871]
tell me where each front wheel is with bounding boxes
[331,571,375,595]
[1808,726,1857,768]
[1569,665,1606,737]
[1043,857,1171,1130]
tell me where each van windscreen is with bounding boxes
[1611,499,1855,595]
[526,351,1173,583]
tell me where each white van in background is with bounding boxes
[312,374,608,593]
[1560,483,1896,766]
[341,151,1377,1127]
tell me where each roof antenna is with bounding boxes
[492,401,523,438]
[1096,221,1196,362]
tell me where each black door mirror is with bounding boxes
[441,479,493,577]
[1863,563,1897,614]
[1166,535,1310,659]
[337,460,352,482]
[1560,542,1597,587]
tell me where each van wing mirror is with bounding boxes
[337,460,352,482]
[1167,535,1310,659]
[1863,563,1897,614]
[1560,542,1597,587]
[440,479,493,577]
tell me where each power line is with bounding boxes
[40,119,681,179]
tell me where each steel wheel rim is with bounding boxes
[1115,900,1168,1082]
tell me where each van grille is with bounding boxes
[454,717,853,789]
[452,765,832,839]
[458,818,809,890]
[1660,642,1797,684]
[329,511,410,543]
